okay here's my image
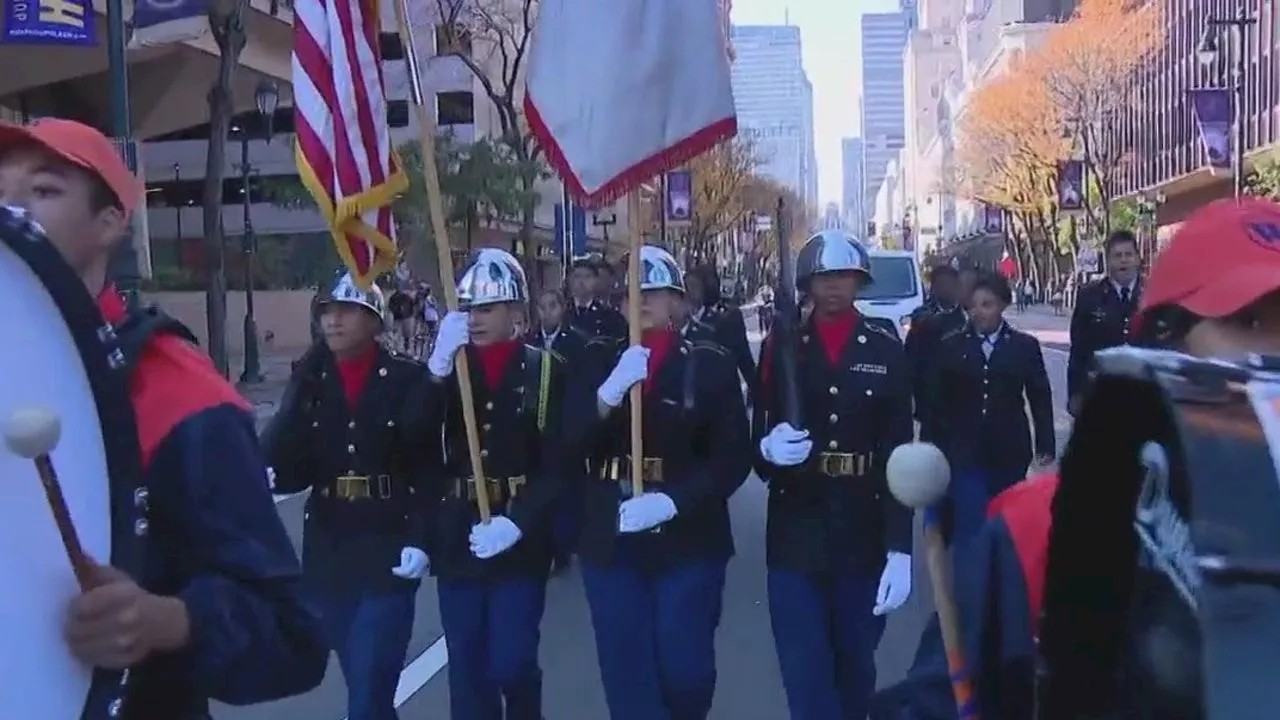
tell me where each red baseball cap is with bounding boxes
[1138,196,1280,319]
[0,118,141,217]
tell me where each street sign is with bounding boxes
[755,215,773,231]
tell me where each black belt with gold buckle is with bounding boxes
[451,475,527,503]
[815,452,873,478]
[599,456,665,485]
[321,474,394,501]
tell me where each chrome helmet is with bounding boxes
[320,271,386,320]
[456,247,529,308]
[623,245,684,294]
[794,229,874,289]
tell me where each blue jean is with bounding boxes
[318,587,417,720]
[581,558,728,720]
[769,567,886,720]
[436,576,547,720]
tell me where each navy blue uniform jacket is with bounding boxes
[105,294,327,718]
[869,475,1058,720]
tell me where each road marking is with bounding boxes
[338,636,449,719]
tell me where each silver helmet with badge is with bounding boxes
[456,247,529,308]
[794,229,874,289]
[320,271,386,320]
[623,244,684,294]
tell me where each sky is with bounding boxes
[730,0,899,207]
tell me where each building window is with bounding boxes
[435,23,472,56]
[387,100,410,129]
[144,174,289,208]
[379,32,405,61]
[437,91,475,126]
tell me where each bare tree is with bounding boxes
[435,0,546,285]
[202,0,250,377]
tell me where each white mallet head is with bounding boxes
[3,407,62,459]
[886,442,951,509]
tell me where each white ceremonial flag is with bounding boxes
[523,0,738,208]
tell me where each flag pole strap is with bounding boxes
[393,0,490,522]
[626,190,645,498]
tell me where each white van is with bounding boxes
[854,249,925,341]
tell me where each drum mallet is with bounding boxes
[3,407,94,589]
[886,442,980,720]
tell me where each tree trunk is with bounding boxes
[202,0,247,378]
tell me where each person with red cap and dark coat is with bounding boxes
[571,244,751,720]
[262,271,438,720]
[870,196,1280,720]
[753,229,915,720]
[425,248,572,720]
[0,117,328,718]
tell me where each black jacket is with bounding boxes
[1068,279,1140,400]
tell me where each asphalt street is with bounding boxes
[216,307,1073,720]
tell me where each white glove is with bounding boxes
[759,422,813,466]
[265,466,276,491]
[469,516,523,559]
[391,547,429,580]
[597,346,651,407]
[873,552,912,616]
[617,492,677,533]
[427,311,470,377]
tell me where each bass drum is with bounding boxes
[0,206,147,719]
[1038,346,1280,720]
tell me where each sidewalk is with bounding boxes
[234,349,303,426]
[1007,305,1070,348]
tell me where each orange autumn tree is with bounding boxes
[956,60,1068,289]
[1026,0,1165,236]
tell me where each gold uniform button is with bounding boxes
[828,386,838,396]
[386,420,395,427]
[483,423,492,432]
[828,414,838,423]
[485,402,494,410]
[311,421,319,428]
[347,444,356,454]
[348,421,356,429]
[827,440,838,450]
[378,367,388,377]
[480,449,490,458]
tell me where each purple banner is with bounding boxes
[1057,160,1085,212]
[664,169,693,225]
[3,0,96,46]
[1189,87,1232,175]
[983,203,1005,235]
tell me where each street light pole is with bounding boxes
[1199,4,1257,199]
[105,0,140,308]
[239,80,280,385]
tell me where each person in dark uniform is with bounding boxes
[426,248,570,720]
[686,263,756,403]
[1068,230,1141,415]
[529,287,590,574]
[906,266,970,419]
[567,256,627,339]
[753,229,915,720]
[674,291,718,343]
[261,272,436,720]
[572,245,751,720]
[0,117,328,719]
[921,270,1056,547]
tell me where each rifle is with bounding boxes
[770,197,802,426]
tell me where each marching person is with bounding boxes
[675,291,718,343]
[922,270,1055,546]
[573,245,751,720]
[426,248,570,720]
[1067,229,1141,415]
[686,264,756,403]
[529,286,590,573]
[0,117,328,715]
[261,273,437,720]
[872,196,1280,720]
[905,266,967,419]
[568,255,627,339]
[753,230,915,720]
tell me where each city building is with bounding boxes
[860,10,910,220]
[731,24,818,207]
[1113,0,1278,234]
[842,137,867,234]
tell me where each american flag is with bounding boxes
[292,0,407,287]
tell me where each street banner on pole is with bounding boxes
[292,0,407,288]
[524,0,738,208]
[3,0,95,46]
[554,202,587,259]
[1189,87,1233,176]
[664,169,693,226]
[1056,160,1085,214]
[983,203,1005,235]
[129,0,209,48]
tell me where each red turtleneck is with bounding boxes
[97,284,127,323]
[813,308,858,364]
[474,339,521,388]
[336,345,377,407]
[641,328,676,392]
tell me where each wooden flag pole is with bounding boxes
[626,190,645,497]
[394,0,490,522]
